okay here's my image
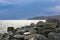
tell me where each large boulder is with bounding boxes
[13,34,24,40]
[33,34,48,40]
[0,33,3,40]
[48,27,60,40]
[48,32,60,40]
[54,33,60,40]
[1,34,10,40]
[48,32,56,40]
[36,21,45,27]
[55,27,60,33]
[7,27,14,32]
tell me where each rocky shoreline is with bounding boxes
[0,18,60,40]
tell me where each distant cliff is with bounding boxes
[28,15,60,20]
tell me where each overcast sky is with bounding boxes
[0,0,59,19]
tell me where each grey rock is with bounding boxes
[55,27,60,33]
[33,34,48,40]
[48,32,55,40]
[54,33,60,40]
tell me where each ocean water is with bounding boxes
[0,20,46,33]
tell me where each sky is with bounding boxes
[0,0,60,19]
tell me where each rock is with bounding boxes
[2,34,9,40]
[54,33,60,40]
[33,34,48,40]
[14,34,24,38]
[48,32,56,40]
[0,33,3,40]
[55,27,60,33]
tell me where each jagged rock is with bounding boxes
[33,34,48,40]
[24,34,48,40]
[48,32,55,40]
[0,33,3,40]
[55,27,60,33]
[54,33,60,40]
[1,34,9,40]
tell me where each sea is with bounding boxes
[0,20,46,33]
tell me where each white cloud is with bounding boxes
[55,5,60,10]
[46,5,60,14]
[47,5,60,12]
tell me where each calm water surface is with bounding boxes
[0,20,46,33]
